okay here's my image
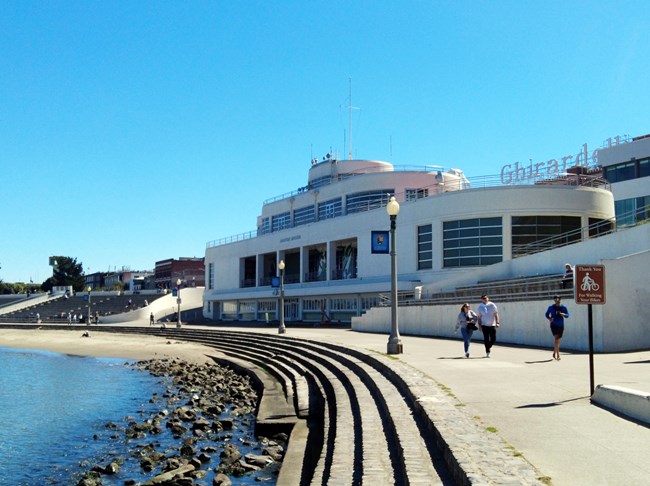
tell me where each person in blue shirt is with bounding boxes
[545,295,570,360]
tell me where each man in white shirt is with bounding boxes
[477,294,500,358]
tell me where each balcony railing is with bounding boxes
[206,171,611,249]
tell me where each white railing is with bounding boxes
[206,171,611,249]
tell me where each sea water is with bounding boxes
[0,347,275,485]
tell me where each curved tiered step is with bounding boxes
[4,325,546,485]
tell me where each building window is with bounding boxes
[260,217,270,235]
[588,217,615,237]
[330,297,358,311]
[333,243,357,280]
[271,212,291,232]
[318,198,342,220]
[346,190,393,214]
[417,224,433,270]
[639,158,650,178]
[258,300,277,312]
[511,216,581,256]
[406,188,429,201]
[604,158,649,183]
[303,298,327,311]
[293,205,315,226]
[361,296,380,310]
[615,197,650,227]
[208,263,214,290]
[443,217,502,267]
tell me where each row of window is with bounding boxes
[260,189,395,234]
[603,158,650,183]
[417,216,612,269]
[213,215,615,292]
[442,217,503,267]
[220,296,380,316]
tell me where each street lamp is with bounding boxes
[278,260,286,334]
[176,278,182,328]
[86,286,92,326]
[386,196,403,354]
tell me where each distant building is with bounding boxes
[155,257,205,290]
[101,268,154,291]
[84,271,107,290]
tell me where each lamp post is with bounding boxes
[386,196,403,354]
[86,286,92,326]
[176,278,182,328]
[278,260,286,334]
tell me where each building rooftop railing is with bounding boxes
[206,170,610,249]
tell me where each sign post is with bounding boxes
[574,264,606,396]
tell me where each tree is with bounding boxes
[41,256,85,292]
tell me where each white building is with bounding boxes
[599,133,650,226]
[203,143,624,324]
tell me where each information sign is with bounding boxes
[575,264,606,305]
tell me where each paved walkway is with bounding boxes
[229,325,650,486]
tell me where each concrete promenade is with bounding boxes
[238,325,650,486]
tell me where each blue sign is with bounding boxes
[271,276,280,288]
[371,230,390,254]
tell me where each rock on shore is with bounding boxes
[76,358,287,485]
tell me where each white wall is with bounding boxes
[352,226,650,353]
[100,287,205,324]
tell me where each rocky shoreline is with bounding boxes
[76,358,287,486]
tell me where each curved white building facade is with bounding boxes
[203,156,615,323]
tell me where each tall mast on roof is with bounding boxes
[347,78,359,160]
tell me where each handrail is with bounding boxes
[397,274,574,306]
[206,171,611,249]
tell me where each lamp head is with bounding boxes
[279,260,285,270]
[176,278,182,286]
[386,196,400,217]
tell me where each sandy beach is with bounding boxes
[0,328,218,364]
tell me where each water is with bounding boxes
[0,347,277,485]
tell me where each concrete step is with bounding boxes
[38,325,546,485]
[190,330,445,485]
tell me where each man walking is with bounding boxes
[477,294,500,358]
[545,295,569,360]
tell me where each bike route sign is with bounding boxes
[575,264,606,304]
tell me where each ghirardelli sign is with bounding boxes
[500,136,626,184]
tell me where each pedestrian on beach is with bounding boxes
[150,312,155,326]
[545,295,569,360]
[477,294,500,358]
[455,303,478,358]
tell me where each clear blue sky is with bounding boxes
[1,1,649,284]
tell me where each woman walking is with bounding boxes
[455,303,478,358]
